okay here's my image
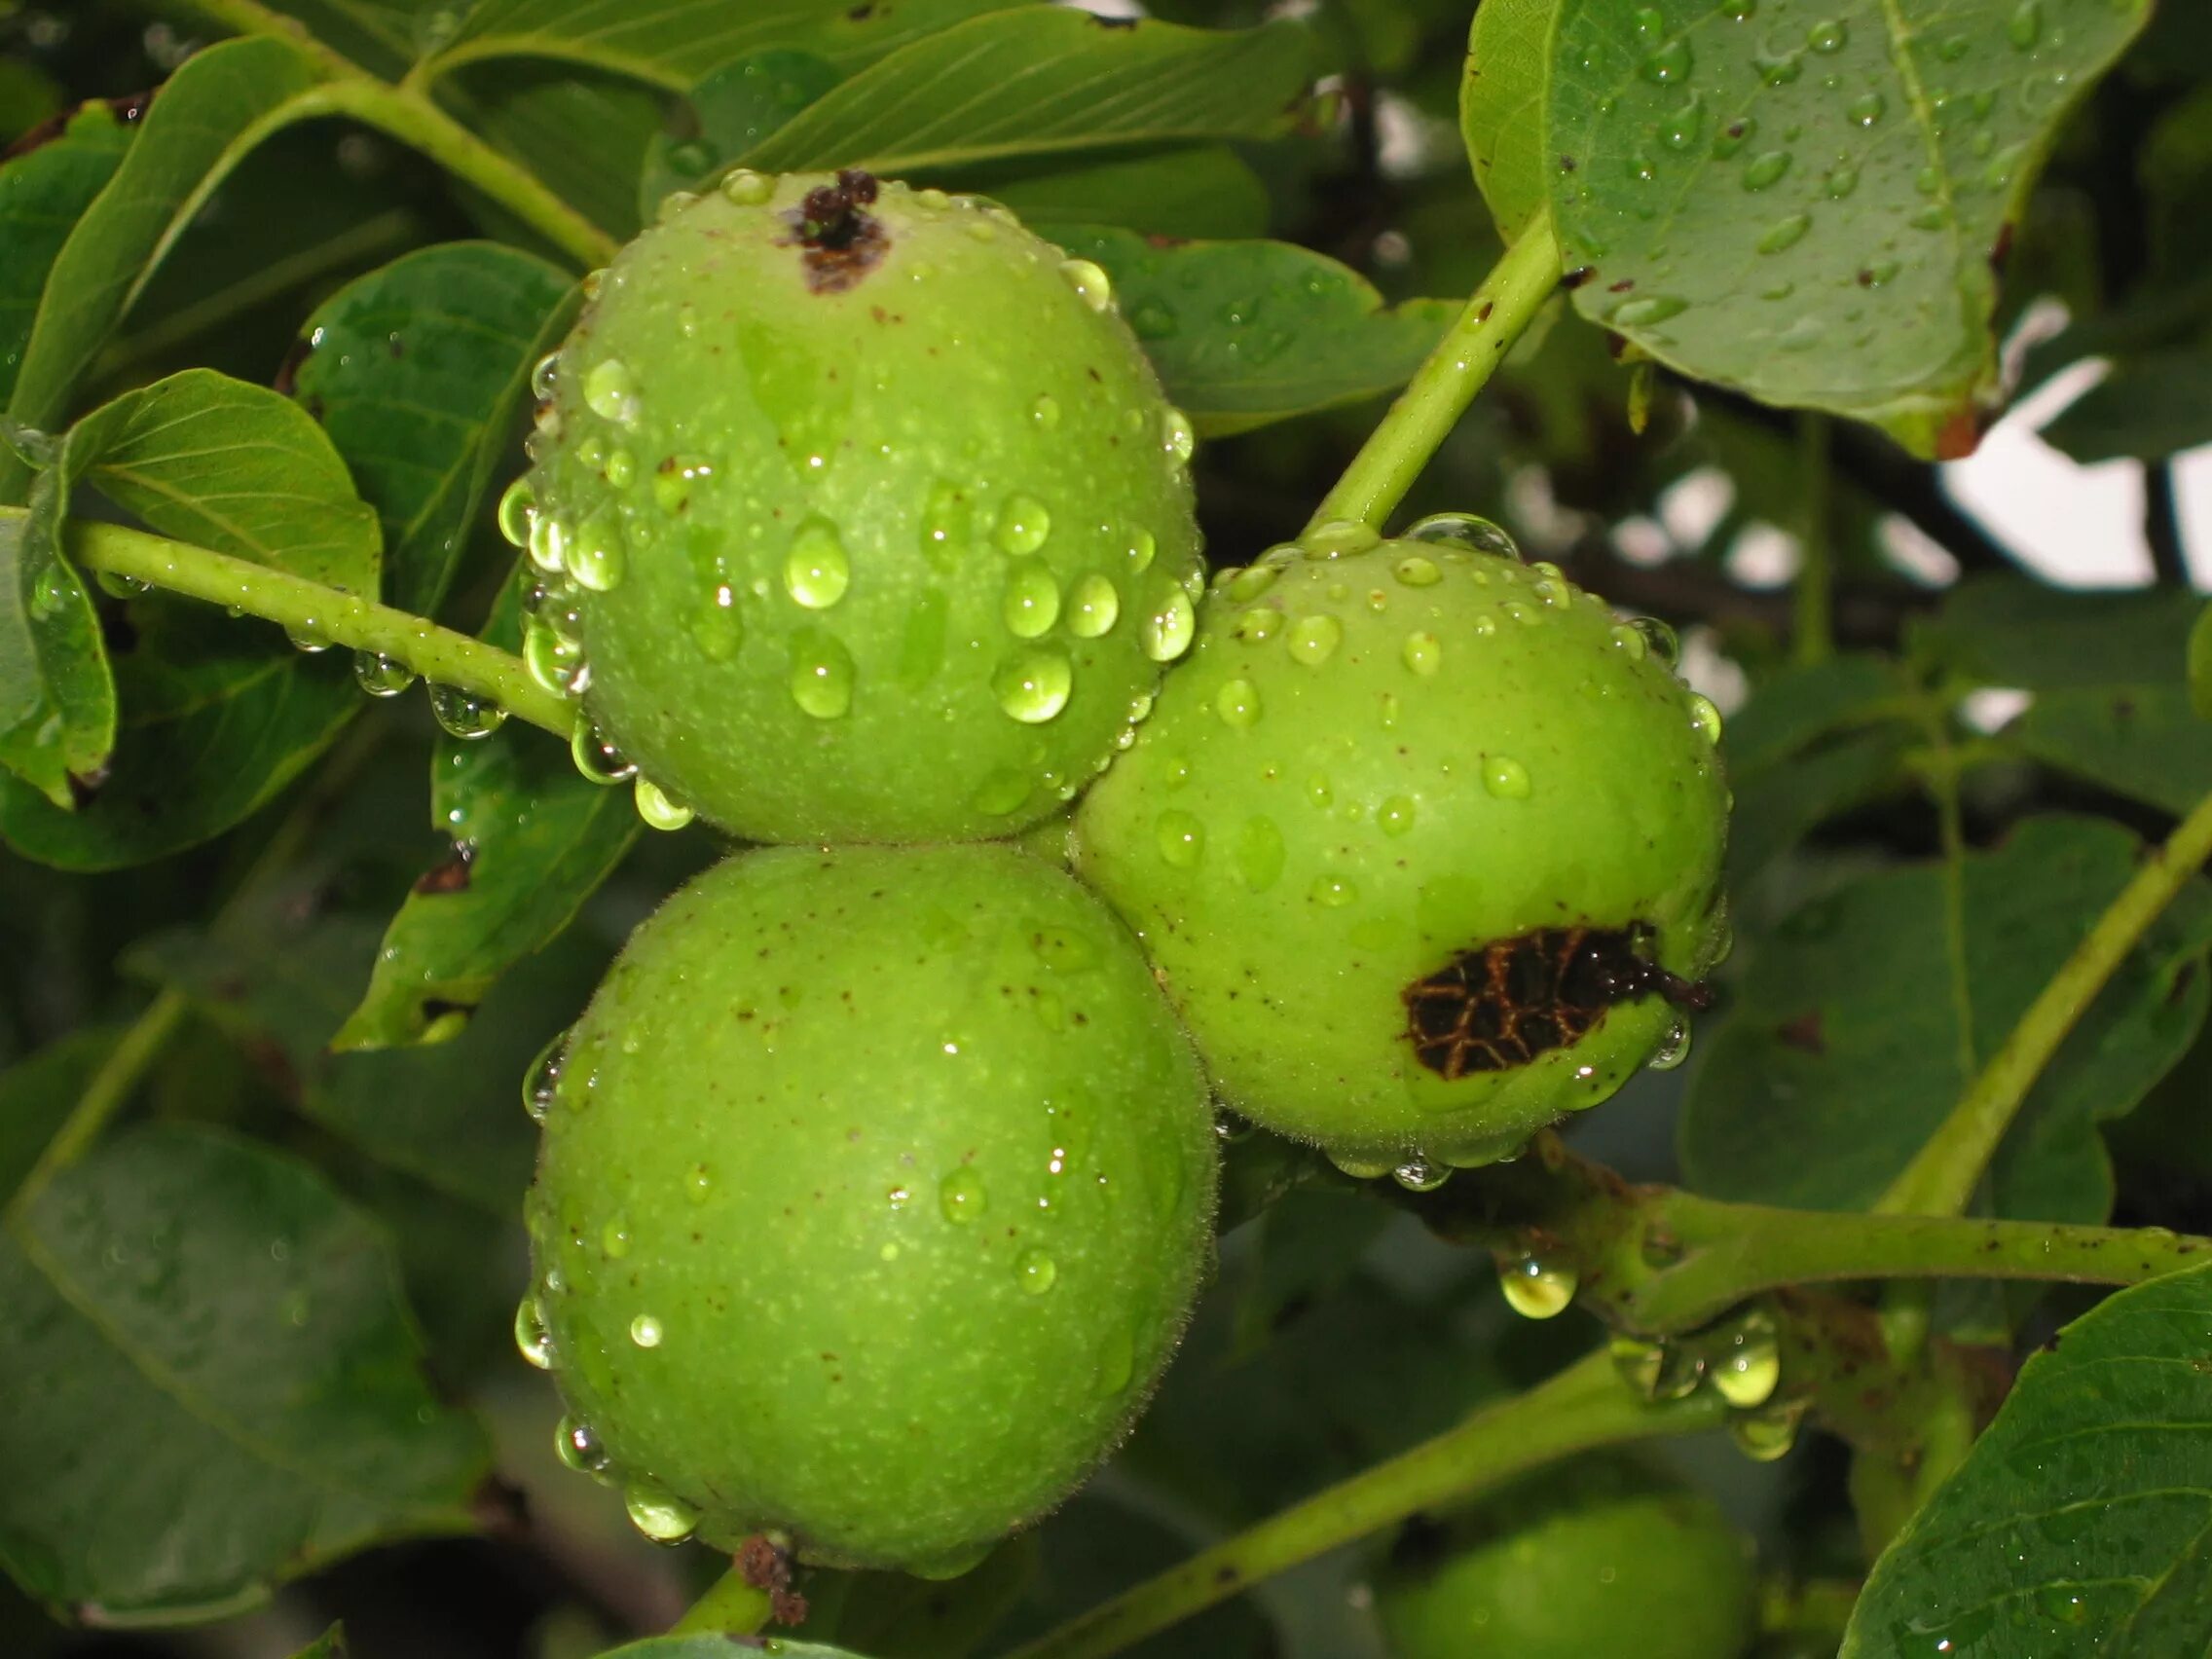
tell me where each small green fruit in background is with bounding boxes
[507,169,1204,842]
[522,844,1217,1574]
[1071,520,1729,1175]
[1374,1455,1758,1659]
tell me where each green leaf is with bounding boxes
[0,1025,118,1206]
[637,49,841,222]
[0,1124,486,1622]
[2192,602,2212,721]
[437,0,1034,87]
[1459,0,1556,240]
[0,102,135,410]
[292,243,576,615]
[447,63,666,244]
[1914,578,2212,815]
[0,55,64,145]
[73,370,383,596]
[1726,725,1912,882]
[1725,652,1903,772]
[1681,815,2212,1226]
[740,11,1315,176]
[603,1642,873,1659]
[1843,1261,2212,1657]
[289,1626,349,1659]
[2038,349,2212,461]
[1545,0,2154,456]
[1047,227,1456,436]
[0,484,114,810]
[1,37,329,501]
[0,589,356,871]
[990,148,1272,240]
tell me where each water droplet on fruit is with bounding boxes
[1848,91,1886,126]
[1640,32,1692,84]
[286,622,333,654]
[514,1296,554,1368]
[1016,1248,1059,1294]
[1227,565,1279,602]
[634,776,694,831]
[524,616,587,696]
[993,646,1073,723]
[527,509,568,576]
[1401,631,1441,677]
[1728,1397,1808,1462]
[995,493,1051,555]
[1064,572,1120,638]
[783,519,850,608]
[2007,0,2043,49]
[1807,17,1848,51]
[353,651,416,698]
[1610,1334,1708,1400]
[556,1414,611,1476]
[625,1482,700,1544]
[604,448,636,490]
[1392,554,1443,587]
[584,357,640,425]
[1058,257,1114,311]
[1286,613,1343,666]
[429,685,506,740]
[1647,1017,1692,1070]
[1161,406,1196,462]
[940,1166,986,1223]
[497,478,535,547]
[1327,1150,1397,1180]
[1393,1155,1450,1192]
[524,1030,568,1122]
[1484,756,1531,799]
[530,350,561,401]
[1712,1306,1781,1407]
[1632,616,1680,666]
[1687,693,1724,745]
[1142,588,1196,662]
[1234,816,1285,892]
[1379,794,1418,836]
[569,509,625,592]
[602,1217,632,1258]
[570,720,636,786]
[1154,809,1205,869]
[790,630,855,719]
[1406,513,1520,558]
[1498,1254,1577,1318]
[1233,607,1281,645]
[1309,873,1357,908]
[1030,392,1061,429]
[1302,518,1381,560]
[720,167,773,204]
[1215,678,1261,728]
[629,1313,663,1348]
[1003,565,1062,638]
[685,1165,713,1205]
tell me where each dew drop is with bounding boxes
[353,651,416,698]
[1015,1248,1059,1294]
[790,630,855,719]
[629,1313,664,1349]
[1659,94,1708,151]
[1392,554,1443,588]
[625,1482,700,1544]
[497,478,535,547]
[1848,91,1887,126]
[783,518,851,608]
[692,595,741,662]
[1030,392,1062,429]
[1379,794,1418,836]
[602,1217,632,1258]
[2007,0,2043,49]
[940,1166,986,1223]
[583,358,640,424]
[1640,33,1692,84]
[1003,565,1062,638]
[604,448,636,490]
[1142,588,1196,662]
[428,684,506,740]
[993,646,1073,723]
[1393,1155,1449,1193]
[1058,257,1114,312]
[1405,512,1519,558]
[523,615,587,695]
[1807,18,1848,51]
[921,478,970,570]
[568,509,626,592]
[1727,1396,1809,1462]
[1125,527,1157,572]
[634,776,694,831]
[1743,150,1793,191]
[719,166,773,204]
[1161,406,1196,462]
[1688,692,1724,745]
[556,1414,611,1476]
[1309,873,1358,908]
[1757,212,1813,254]
[1285,612,1343,666]
[995,493,1051,555]
[1609,623,1648,662]
[1498,1254,1577,1318]
[685,1164,713,1205]
[1647,1017,1693,1071]
[523,1029,568,1122]
[1610,1334,1708,1401]
[1402,631,1441,677]
[1155,809,1205,869]
[530,350,561,402]
[1632,616,1680,666]
[1712,1306,1782,1408]
[1067,572,1121,638]
[528,509,568,575]
[1825,164,1861,199]
[1215,677,1262,728]
[1484,756,1531,799]
[514,1296,554,1368]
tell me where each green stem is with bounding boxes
[1303,220,1564,535]
[7,989,191,1220]
[60,517,573,738]
[1630,1199,2212,1334]
[999,1348,1723,1659]
[136,0,361,75]
[1878,783,2212,1219]
[1793,413,1832,667]
[671,1566,774,1638]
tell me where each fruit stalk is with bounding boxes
[59,517,574,737]
[997,1347,1725,1659]
[1303,219,1564,535]
[1877,781,2212,1219]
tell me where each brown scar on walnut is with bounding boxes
[779,168,889,295]
[1403,925,1710,1079]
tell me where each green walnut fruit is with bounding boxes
[1071,519,1729,1175]
[505,168,1205,842]
[519,843,1217,1574]
[1374,1455,1758,1659]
